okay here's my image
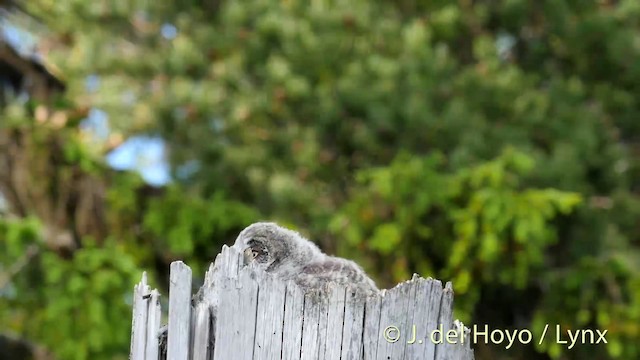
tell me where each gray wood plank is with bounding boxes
[434,281,454,360]
[145,289,161,360]
[375,280,413,359]
[167,261,193,360]
[212,267,259,360]
[254,272,287,360]
[340,288,366,360]
[363,294,382,360]
[316,286,330,358]
[191,302,211,360]
[130,272,149,360]
[434,282,475,360]
[324,285,346,360]
[211,270,237,360]
[300,290,323,360]
[405,278,444,360]
[447,320,474,360]
[282,281,304,360]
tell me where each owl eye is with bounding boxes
[252,250,259,259]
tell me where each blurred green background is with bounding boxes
[0,0,639,359]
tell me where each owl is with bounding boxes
[234,222,379,297]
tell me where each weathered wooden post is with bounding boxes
[129,272,161,360]
[129,245,474,360]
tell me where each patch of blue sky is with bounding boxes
[496,32,517,61]
[80,108,110,141]
[106,135,172,187]
[85,74,101,92]
[78,107,172,186]
[0,17,38,57]
[161,23,178,40]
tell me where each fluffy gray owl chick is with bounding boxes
[234,222,379,297]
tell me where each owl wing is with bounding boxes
[295,257,377,295]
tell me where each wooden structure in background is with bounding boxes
[0,12,65,105]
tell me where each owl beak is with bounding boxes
[242,247,253,266]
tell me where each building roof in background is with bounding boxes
[0,6,65,94]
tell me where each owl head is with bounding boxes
[233,222,321,274]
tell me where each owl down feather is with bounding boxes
[233,222,379,297]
